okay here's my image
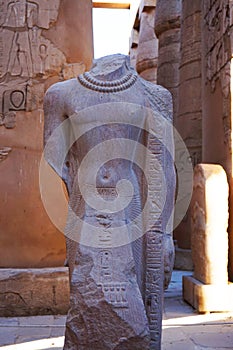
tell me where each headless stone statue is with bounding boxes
[44,54,175,350]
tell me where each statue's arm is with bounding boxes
[44,83,66,143]
[43,83,68,181]
[161,89,176,289]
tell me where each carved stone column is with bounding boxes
[155,0,193,266]
[136,0,158,83]
[178,0,202,173]
[0,0,93,268]
[154,0,181,122]
[172,0,202,257]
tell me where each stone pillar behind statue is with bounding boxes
[183,164,233,312]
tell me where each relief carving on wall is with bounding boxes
[0,0,66,128]
[203,0,232,153]
[204,0,231,96]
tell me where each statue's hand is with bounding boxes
[164,235,175,290]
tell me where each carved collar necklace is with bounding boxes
[78,70,138,93]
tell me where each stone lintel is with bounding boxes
[0,268,69,317]
[93,2,130,9]
[183,275,233,313]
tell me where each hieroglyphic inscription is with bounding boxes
[0,147,11,162]
[146,233,163,346]
[0,86,27,128]
[3,89,27,112]
[99,250,113,283]
[203,0,231,93]
[97,250,128,308]
[101,282,128,307]
[145,128,164,349]
[95,188,117,248]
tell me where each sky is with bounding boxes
[92,8,131,58]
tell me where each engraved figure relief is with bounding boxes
[0,0,64,125]
[39,44,48,75]
[3,0,38,78]
[0,0,63,80]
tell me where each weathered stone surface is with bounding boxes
[139,0,156,15]
[174,247,193,271]
[136,7,158,83]
[129,28,139,69]
[0,0,93,267]
[0,268,69,316]
[44,54,176,349]
[191,164,229,285]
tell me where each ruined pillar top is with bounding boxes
[154,0,182,37]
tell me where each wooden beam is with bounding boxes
[93,2,130,9]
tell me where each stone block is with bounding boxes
[191,164,229,285]
[182,274,195,307]
[0,268,69,316]
[183,275,233,313]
